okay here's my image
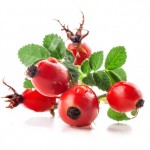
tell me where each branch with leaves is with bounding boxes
[17,33,143,122]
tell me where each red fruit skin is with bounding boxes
[58,85,99,127]
[68,42,91,65]
[31,57,70,97]
[107,81,143,113]
[22,89,56,112]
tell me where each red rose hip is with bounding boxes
[27,57,70,97]
[56,12,92,65]
[22,89,56,112]
[58,85,99,127]
[2,81,56,113]
[107,81,144,113]
[68,42,91,65]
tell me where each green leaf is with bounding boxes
[23,78,34,89]
[43,34,66,59]
[64,50,75,64]
[18,44,50,66]
[63,62,79,83]
[110,68,127,80]
[131,109,138,116]
[82,73,96,86]
[89,51,103,71]
[107,68,127,84]
[105,46,127,70]
[93,71,112,91]
[107,108,130,121]
[81,59,92,74]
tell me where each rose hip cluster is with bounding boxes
[2,13,144,127]
[3,56,99,127]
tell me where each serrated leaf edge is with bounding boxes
[18,44,50,66]
[89,51,103,71]
[105,46,127,70]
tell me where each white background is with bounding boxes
[0,0,150,150]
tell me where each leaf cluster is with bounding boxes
[80,46,127,91]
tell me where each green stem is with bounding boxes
[98,93,108,104]
[77,65,85,84]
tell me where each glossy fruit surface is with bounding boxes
[68,42,91,65]
[107,81,143,112]
[28,57,70,97]
[58,85,99,127]
[22,89,56,112]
